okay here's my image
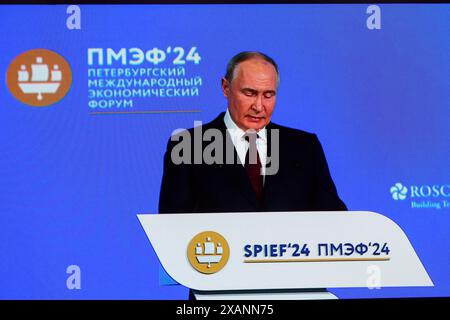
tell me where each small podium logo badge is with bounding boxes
[187,231,230,274]
[6,49,72,107]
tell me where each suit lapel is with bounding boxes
[261,122,282,207]
[262,122,272,205]
[214,113,260,208]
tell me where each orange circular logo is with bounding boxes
[187,231,230,274]
[6,49,72,107]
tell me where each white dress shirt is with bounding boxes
[223,109,267,180]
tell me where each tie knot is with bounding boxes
[243,131,258,144]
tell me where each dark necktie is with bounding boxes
[244,132,263,202]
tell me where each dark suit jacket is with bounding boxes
[159,112,347,213]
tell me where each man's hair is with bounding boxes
[224,51,280,86]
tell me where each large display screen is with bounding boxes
[0,4,448,299]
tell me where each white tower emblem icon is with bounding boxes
[195,237,224,268]
[17,57,62,101]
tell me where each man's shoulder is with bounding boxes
[269,122,317,142]
[174,112,225,135]
[164,112,225,149]
[166,114,319,145]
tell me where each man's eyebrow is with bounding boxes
[241,88,276,94]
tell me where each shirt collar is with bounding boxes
[223,108,267,142]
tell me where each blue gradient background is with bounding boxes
[0,4,449,299]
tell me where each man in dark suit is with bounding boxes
[159,51,347,214]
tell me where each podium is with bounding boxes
[138,211,433,300]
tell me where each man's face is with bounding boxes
[222,58,278,131]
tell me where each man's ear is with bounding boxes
[221,78,229,98]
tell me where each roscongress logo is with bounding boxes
[6,49,72,107]
[390,183,408,200]
[187,231,229,274]
[390,182,450,210]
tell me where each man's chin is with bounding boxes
[243,119,267,131]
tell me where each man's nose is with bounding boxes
[252,94,264,112]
